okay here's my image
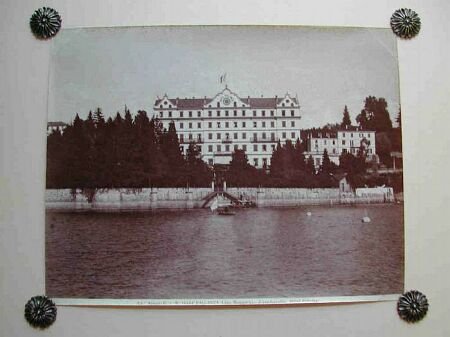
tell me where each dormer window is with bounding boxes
[164,101,168,105]
[286,99,290,103]
[282,103,285,107]
[217,102,220,108]
[160,105,163,108]
[234,102,237,107]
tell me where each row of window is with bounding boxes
[313,139,373,146]
[177,120,296,129]
[183,143,277,154]
[179,131,297,142]
[158,109,297,118]
[206,157,269,167]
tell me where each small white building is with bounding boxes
[304,128,377,168]
[47,121,67,135]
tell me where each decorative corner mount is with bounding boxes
[24,295,57,329]
[397,290,429,323]
[390,8,421,39]
[30,7,62,39]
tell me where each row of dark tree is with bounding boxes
[47,96,403,190]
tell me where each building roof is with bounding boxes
[47,121,67,127]
[154,93,299,109]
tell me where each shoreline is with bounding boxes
[45,187,398,210]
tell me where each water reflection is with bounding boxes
[46,205,403,299]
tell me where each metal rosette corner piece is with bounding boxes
[24,295,57,329]
[390,8,421,39]
[397,290,429,323]
[30,7,62,39]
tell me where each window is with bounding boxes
[234,145,239,151]
[291,110,295,117]
[189,122,192,129]
[242,122,246,127]
[234,122,238,128]
[217,122,221,128]
[168,111,172,117]
[253,121,257,128]
[270,110,274,116]
[197,122,201,128]
[225,145,230,152]
[225,122,229,128]
[263,158,267,167]
[253,133,257,141]
[208,159,213,165]
[271,132,275,141]
[180,111,184,117]
[242,110,246,116]
[262,144,267,151]
[271,121,275,128]
[291,121,295,127]
[179,134,184,142]
[271,144,275,150]
[189,111,192,117]
[282,121,286,127]
[217,145,221,151]
[208,111,212,117]
[324,140,327,145]
[253,144,258,152]
[262,110,265,116]
[217,102,220,108]
[351,133,353,137]
[254,158,259,166]
[188,133,193,140]
[225,110,229,117]
[217,133,221,139]
[234,110,237,117]
[282,110,286,116]
[208,145,213,152]
[262,132,266,139]
[243,145,247,151]
[197,134,202,141]
[342,140,346,145]
[253,110,257,117]
[208,133,212,139]
[332,140,335,145]
[180,122,184,129]
[282,103,285,107]
[208,122,212,128]
[282,132,286,138]
[242,133,247,139]
[198,111,201,117]
[225,133,230,140]
[315,158,320,166]
[262,121,266,127]
[217,111,221,117]
[234,102,237,107]
[234,133,238,139]
[342,133,346,137]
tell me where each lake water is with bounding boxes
[46,205,403,299]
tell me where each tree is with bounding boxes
[320,149,332,174]
[340,105,352,129]
[396,108,402,128]
[306,155,316,175]
[226,149,260,187]
[356,96,393,132]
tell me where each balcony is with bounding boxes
[180,138,204,144]
[221,138,233,144]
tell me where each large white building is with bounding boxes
[153,87,301,168]
[304,128,377,169]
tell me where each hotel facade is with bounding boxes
[153,87,301,168]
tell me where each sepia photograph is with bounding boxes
[45,26,404,304]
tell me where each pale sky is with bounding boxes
[48,26,400,128]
